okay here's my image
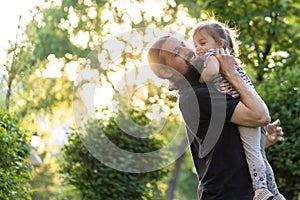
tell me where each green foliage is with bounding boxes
[24,1,186,198]
[0,109,32,199]
[173,152,198,200]
[2,16,73,118]
[2,27,37,113]
[60,109,170,199]
[188,1,300,199]
[15,0,299,199]
[30,153,80,200]
[257,66,300,200]
[195,0,300,82]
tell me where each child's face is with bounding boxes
[193,28,223,58]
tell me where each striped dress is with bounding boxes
[203,49,255,98]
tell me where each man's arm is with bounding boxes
[215,48,270,127]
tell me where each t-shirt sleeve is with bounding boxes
[180,85,240,125]
[179,84,241,158]
[225,94,240,123]
[199,86,240,124]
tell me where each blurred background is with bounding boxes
[0,0,299,199]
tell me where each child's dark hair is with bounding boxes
[193,19,240,58]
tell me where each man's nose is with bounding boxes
[181,47,193,58]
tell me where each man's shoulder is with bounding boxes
[178,83,211,107]
[179,82,210,97]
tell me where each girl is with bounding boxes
[192,19,285,200]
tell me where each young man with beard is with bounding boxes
[147,36,284,200]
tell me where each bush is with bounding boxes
[60,109,171,199]
[257,67,300,200]
[0,109,32,199]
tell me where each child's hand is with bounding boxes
[195,45,205,59]
[265,119,285,147]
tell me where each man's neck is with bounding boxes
[174,79,200,91]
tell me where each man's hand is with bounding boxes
[214,48,236,76]
[216,47,271,127]
[265,119,285,147]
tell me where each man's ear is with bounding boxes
[159,67,173,78]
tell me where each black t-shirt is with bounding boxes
[177,80,254,200]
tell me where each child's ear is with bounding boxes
[159,68,173,78]
[218,39,225,48]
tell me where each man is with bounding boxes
[147,36,284,199]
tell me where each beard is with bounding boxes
[182,57,203,82]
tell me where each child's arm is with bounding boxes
[199,55,220,83]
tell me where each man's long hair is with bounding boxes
[147,36,170,78]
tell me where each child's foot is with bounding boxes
[254,188,274,200]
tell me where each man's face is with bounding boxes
[159,37,203,81]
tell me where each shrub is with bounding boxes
[60,109,171,199]
[0,109,32,199]
[258,67,300,199]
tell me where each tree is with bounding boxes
[1,17,36,114]
[0,11,81,199]
[18,0,299,198]
[27,0,197,198]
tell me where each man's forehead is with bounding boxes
[160,37,182,52]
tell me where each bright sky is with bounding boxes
[0,0,41,64]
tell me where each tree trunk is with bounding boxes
[165,151,186,200]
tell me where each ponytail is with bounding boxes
[225,28,235,56]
